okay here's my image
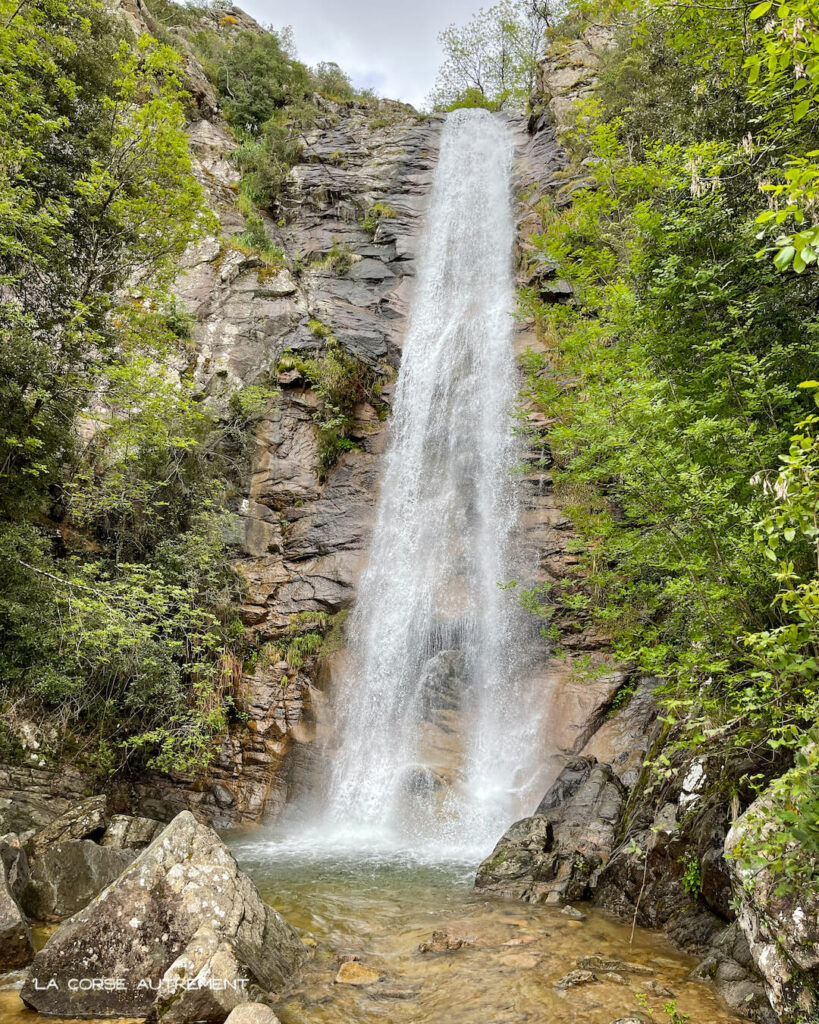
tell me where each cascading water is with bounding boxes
[314,108,544,858]
[213,111,742,1024]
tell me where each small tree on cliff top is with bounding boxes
[429,0,555,110]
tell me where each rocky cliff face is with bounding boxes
[123,16,626,829]
[132,99,444,825]
[0,10,635,835]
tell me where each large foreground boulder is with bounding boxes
[725,794,819,1022]
[0,833,34,968]
[475,759,625,902]
[21,811,308,1020]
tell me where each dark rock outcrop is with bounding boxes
[475,760,625,903]
[23,840,136,921]
[0,833,34,968]
[21,811,307,1020]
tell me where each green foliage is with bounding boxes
[680,851,702,896]
[519,0,819,893]
[215,30,312,133]
[278,325,383,475]
[429,0,554,109]
[744,0,819,271]
[302,339,381,475]
[0,511,243,775]
[311,61,355,101]
[444,87,502,112]
[0,1,212,516]
[0,0,244,776]
[634,993,689,1024]
[252,610,342,674]
[362,202,399,237]
[325,240,354,274]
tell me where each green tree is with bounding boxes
[216,29,312,133]
[0,0,241,775]
[517,0,819,890]
[429,0,555,109]
[312,61,355,100]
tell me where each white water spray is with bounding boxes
[316,109,543,858]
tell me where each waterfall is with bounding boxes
[319,109,542,857]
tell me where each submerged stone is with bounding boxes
[554,969,597,989]
[224,1005,281,1024]
[334,961,383,985]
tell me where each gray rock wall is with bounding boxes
[124,87,443,825]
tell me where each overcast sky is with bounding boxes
[237,0,482,109]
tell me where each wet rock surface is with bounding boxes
[476,759,625,903]
[224,1004,281,1024]
[0,833,34,968]
[334,962,383,985]
[21,811,307,1020]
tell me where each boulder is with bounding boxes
[554,969,596,989]
[25,794,108,858]
[476,761,625,903]
[1,830,29,902]
[0,833,34,968]
[475,814,557,902]
[725,794,819,1022]
[224,1005,281,1024]
[23,840,136,921]
[155,926,277,1024]
[21,811,308,1020]
[100,813,164,850]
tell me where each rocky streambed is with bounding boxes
[0,793,751,1024]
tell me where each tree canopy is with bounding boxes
[429,0,556,110]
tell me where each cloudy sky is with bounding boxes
[238,0,482,109]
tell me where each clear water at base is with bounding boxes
[0,844,746,1024]
[229,832,743,1024]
